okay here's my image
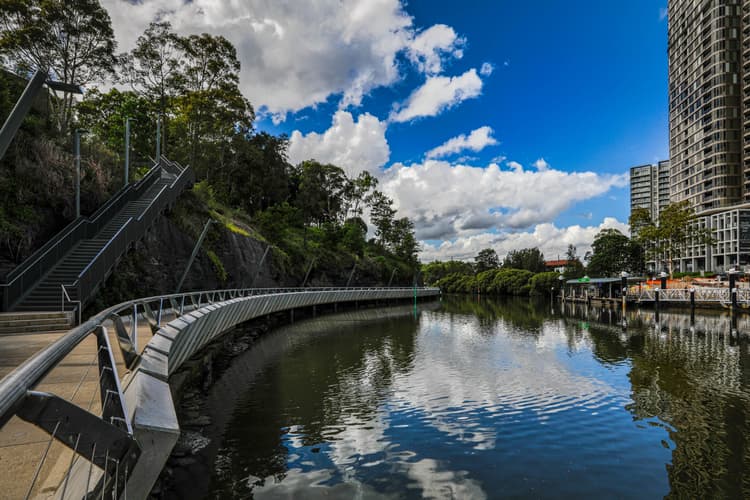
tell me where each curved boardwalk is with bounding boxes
[0,286,439,499]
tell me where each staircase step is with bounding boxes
[0,317,72,328]
[0,310,73,333]
[10,163,187,312]
[0,311,70,321]
[0,323,70,334]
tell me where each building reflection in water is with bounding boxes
[196,297,750,499]
[560,301,750,498]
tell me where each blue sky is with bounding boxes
[106,0,669,261]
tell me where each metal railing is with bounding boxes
[60,284,81,324]
[626,287,750,303]
[1,158,194,313]
[0,160,170,311]
[0,286,439,499]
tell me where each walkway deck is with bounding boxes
[0,287,439,499]
[0,316,163,498]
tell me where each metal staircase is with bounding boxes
[1,157,194,317]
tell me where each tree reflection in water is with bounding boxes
[197,297,750,499]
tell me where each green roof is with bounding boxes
[565,277,622,285]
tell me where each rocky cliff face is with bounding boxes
[87,185,408,314]
[90,203,291,312]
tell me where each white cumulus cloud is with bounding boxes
[389,68,484,122]
[426,126,498,159]
[420,218,630,262]
[407,24,465,75]
[102,0,472,123]
[379,159,628,240]
[288,111,390,176]
[479,62,495,76]
[533,158,550,171]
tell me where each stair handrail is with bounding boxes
[84,161,162,238]
[136,185,168,223]
[74,163,194,307]
[74,217,133,305]
[0,161,163,311]
[74,160,194,308]
[60,283,81,325]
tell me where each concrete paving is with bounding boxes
[0,316,166,499]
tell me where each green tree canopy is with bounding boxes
[474,248,500,273]
[368,190,396,246]
[0,0,117,133]
[503,247,546,273]
[76,88,154,167]
[586,228,644,277]
[422,260,474,285]
[293,160,347,226]
[629,201,713,277]
[563,244,585,279]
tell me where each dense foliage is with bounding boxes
[630,201,713,277]
[503,247,546,273]
[585,228,644,277]
[0,1,420,282]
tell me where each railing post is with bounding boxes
[132,304,138,353]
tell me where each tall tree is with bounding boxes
[474,248,500,273]
[503,247,546,273]
[0,0,116,134]
[118,21,181,153]
[119,22,181,107]
[344,171,378,219]
[169,33,253,175]
[630,201,713,277]
[391,217,420,266]
[294,160,347,226]
[368,190,396,247]
[563,244,585,279]
[586,228,643,276]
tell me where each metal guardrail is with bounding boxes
[627,287,750,303]
[0,160,167,311]
[2,157,194,313]
[0,286,439,499]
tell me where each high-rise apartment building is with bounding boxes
[630,160,671,221]
[666,0,750,272]
[668,0,743,210]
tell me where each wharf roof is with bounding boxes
[564,276,647,285]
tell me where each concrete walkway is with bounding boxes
[0,317,163,499]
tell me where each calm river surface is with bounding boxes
[199,297,750,499]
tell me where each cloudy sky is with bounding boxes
[102,0,669,262]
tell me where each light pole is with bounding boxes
[124,117,134,186]
[74,129,88,218]
[156,116,161,161]
[558,274,565,302]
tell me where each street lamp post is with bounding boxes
[124,117,134,186]
[156,117,161,161]
[74,129,88,218]
[558,274,565,302]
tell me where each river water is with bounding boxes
[198,296,750,499]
